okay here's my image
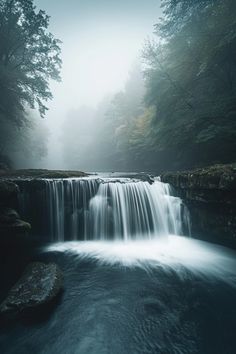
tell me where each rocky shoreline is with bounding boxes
[161,163,236,248]
[0,175,65,318]
[0,168,89,179]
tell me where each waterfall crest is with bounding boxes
[19,177,190,241]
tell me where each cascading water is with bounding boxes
[18,177,190,241]
[88,179,186,240]
[4,177,236,354]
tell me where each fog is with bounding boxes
[32,0,161,170]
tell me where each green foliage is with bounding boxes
[0,0,61,167]
[0,0,61,122]
[139,0,236,170]
[64,0,236,172]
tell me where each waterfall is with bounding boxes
[18,177,190,242]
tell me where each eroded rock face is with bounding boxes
[0,262,63,315]
[161,163,236,248]
[161,163,236,191]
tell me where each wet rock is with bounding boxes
[0,168,89,179]
[3,219,31,233]
[161,163,236,248]
[0,181,19,207]
[0,208,20,221]
[0,262,63,315]
[0,207,31,235]
[161,163,236,191]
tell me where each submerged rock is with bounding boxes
[0,262,63,315]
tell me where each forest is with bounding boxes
[0,0,60,168]
[1,0,236,172]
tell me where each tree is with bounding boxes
[0,0,61,122]
[0,110,50,168]
[0,0,61,166]
[140,0,236,170]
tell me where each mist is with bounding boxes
[32,0,161,171]
[2,0,235,172]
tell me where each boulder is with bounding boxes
[0,262,63,315]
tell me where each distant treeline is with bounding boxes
[63,0,236,172]
[1,0,235,172]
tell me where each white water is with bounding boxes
[47,237,236,288]
[44,177,190,241]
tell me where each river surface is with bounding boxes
[1,236,236,354]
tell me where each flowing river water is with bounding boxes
[0,177,236,354]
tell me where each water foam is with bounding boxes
[46,236,236,287]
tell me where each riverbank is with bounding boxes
[0,169,89,179]
[161,163,236,248]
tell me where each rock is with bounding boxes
[0,208,20,222]
[0,183,27,236]
[161,163,236,248]
[0,262,63,315]
[4,219,31,233]
[0,207,31,235]
[0,181,19,207]
[0,169,89,179]
[161,163,236,191]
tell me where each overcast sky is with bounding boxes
[34,0,161,168]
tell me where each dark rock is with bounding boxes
[0,207,31,235]
[161,163,236,191]
[161,163,236,248]
[0,262,63,315]
[0,181,19,207]
[0,169,89,179]
[2,219,31,233]
[0,208,20,222]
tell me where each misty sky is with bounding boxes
[34,0,161,168]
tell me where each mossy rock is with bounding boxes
[161,163,236,190]
[0,169,89,179]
